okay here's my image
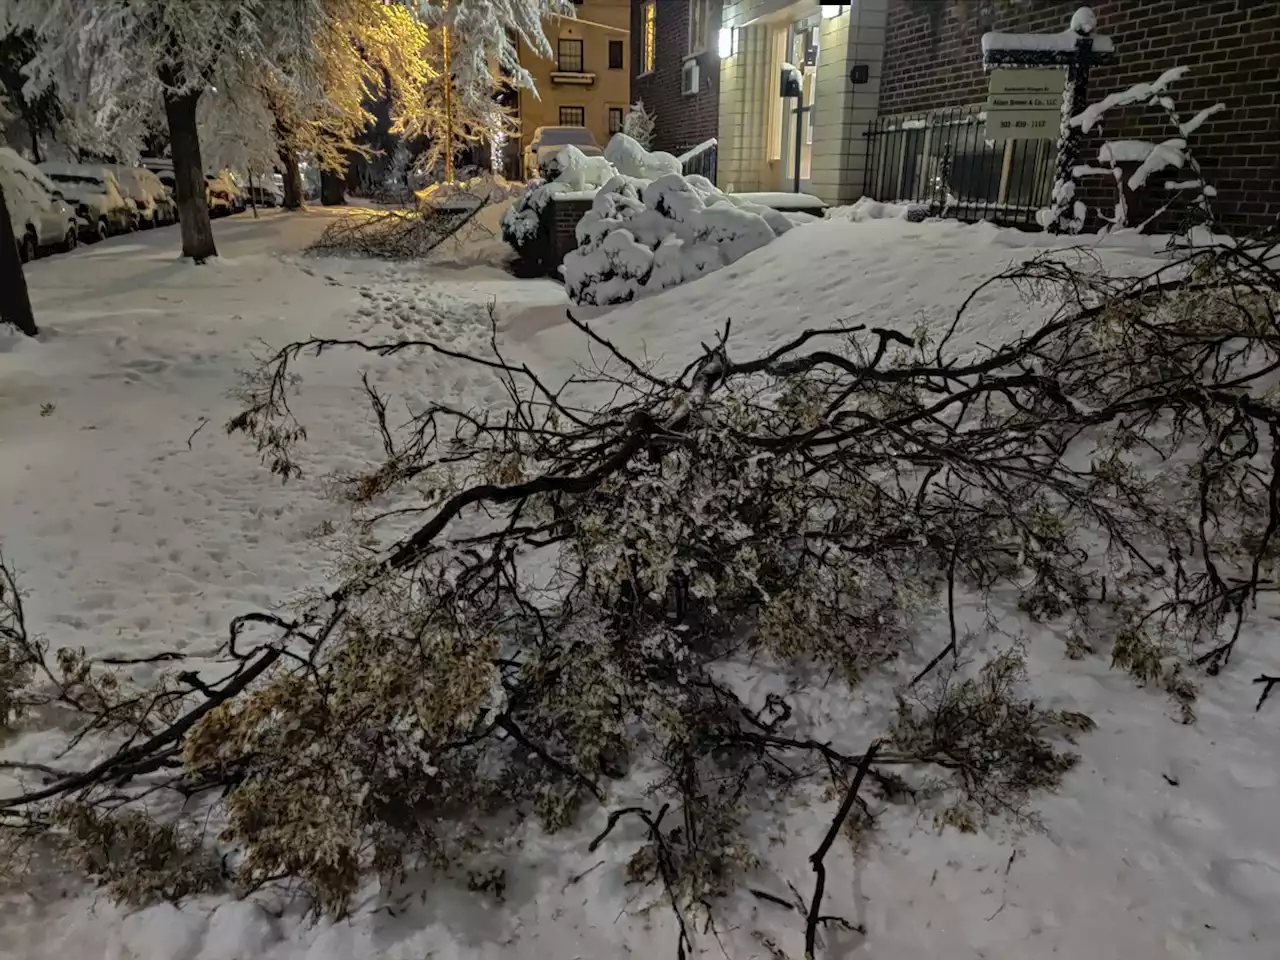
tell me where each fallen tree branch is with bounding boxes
[804,741,879,960]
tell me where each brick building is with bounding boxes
[630,0,723,157]
[515,0,632,175]
[876,0,1280,231]
[632,0,1278,232]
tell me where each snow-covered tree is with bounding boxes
[0,0,338,261]
[0,31,61,161]
[0,0,572,251]
[622,100,656,150]
[1069,66,1223,233]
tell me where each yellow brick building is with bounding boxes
[516,0,632,169]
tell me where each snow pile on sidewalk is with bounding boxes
[827,195,931,222]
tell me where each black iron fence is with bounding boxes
[862,107,1057,229]
[679,140,718,184]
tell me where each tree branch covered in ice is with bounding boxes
[4,237,1280,954]
[1071,66,1223,232]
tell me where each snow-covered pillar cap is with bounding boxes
[1071,7,1097,35]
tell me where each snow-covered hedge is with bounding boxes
[501,133,795,305]
[564,173,795,305]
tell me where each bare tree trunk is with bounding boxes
[30,129,41,164]
[320,168,345,206]
[280,150,304,210]
[162,85,218,262]
[0,183,38,337]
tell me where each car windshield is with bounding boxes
[50,173,106,191]
[535,129,596,148]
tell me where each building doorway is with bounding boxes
[780,15,819,193]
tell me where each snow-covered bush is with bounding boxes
[565,172,795,305]
[500,144,620,250]
[604,133,681,180]
[502,137,796,301]
[1064,66,1223,233]
[563,172,793,305]
[620,99,655,150]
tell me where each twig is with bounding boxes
[1254,674,1280,711]
[804,741,879,960]
[186,417,210,450]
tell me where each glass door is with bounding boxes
[781,17,819,192]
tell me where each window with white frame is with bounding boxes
[688,0,712,56]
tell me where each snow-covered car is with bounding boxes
[0,147,79,261]
[205,171,245,215]
[522,127,603,180]
[38,162,135,242]
[110,165,177,228]
[246,182,283,207]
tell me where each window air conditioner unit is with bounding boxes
[682,59,700,95]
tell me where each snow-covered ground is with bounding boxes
[2,210,1278,960]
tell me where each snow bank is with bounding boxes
[563,171,795,305]
[826,196,930,223]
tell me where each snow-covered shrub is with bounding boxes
[501,145,621,250]
[604,133,681,180]
[563,170,793,305]
[502,137,796,301]
[416,172,522,206]
[621,99,656,150]
[1064,66,1223,233]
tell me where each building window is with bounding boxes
[560,106,586,126]
[640,2,656,74]
[689,0,712,55]
[609,107,624,134]
[608,39,624,70]
[557,38,584,73]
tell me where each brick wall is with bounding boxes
[878,0,1280,231]
[549,197,595,273]
[630,0,723,157]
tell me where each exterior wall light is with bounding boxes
[820,4,845,18]
[718,26,736,58]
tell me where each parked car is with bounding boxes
[205,171,245,215]
[0,147,79,260]
[110,165,177,227]
[246,182,283,207]
[522,127,603,180]
[38,162,135,242]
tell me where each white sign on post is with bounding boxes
[984,68,1064,142]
